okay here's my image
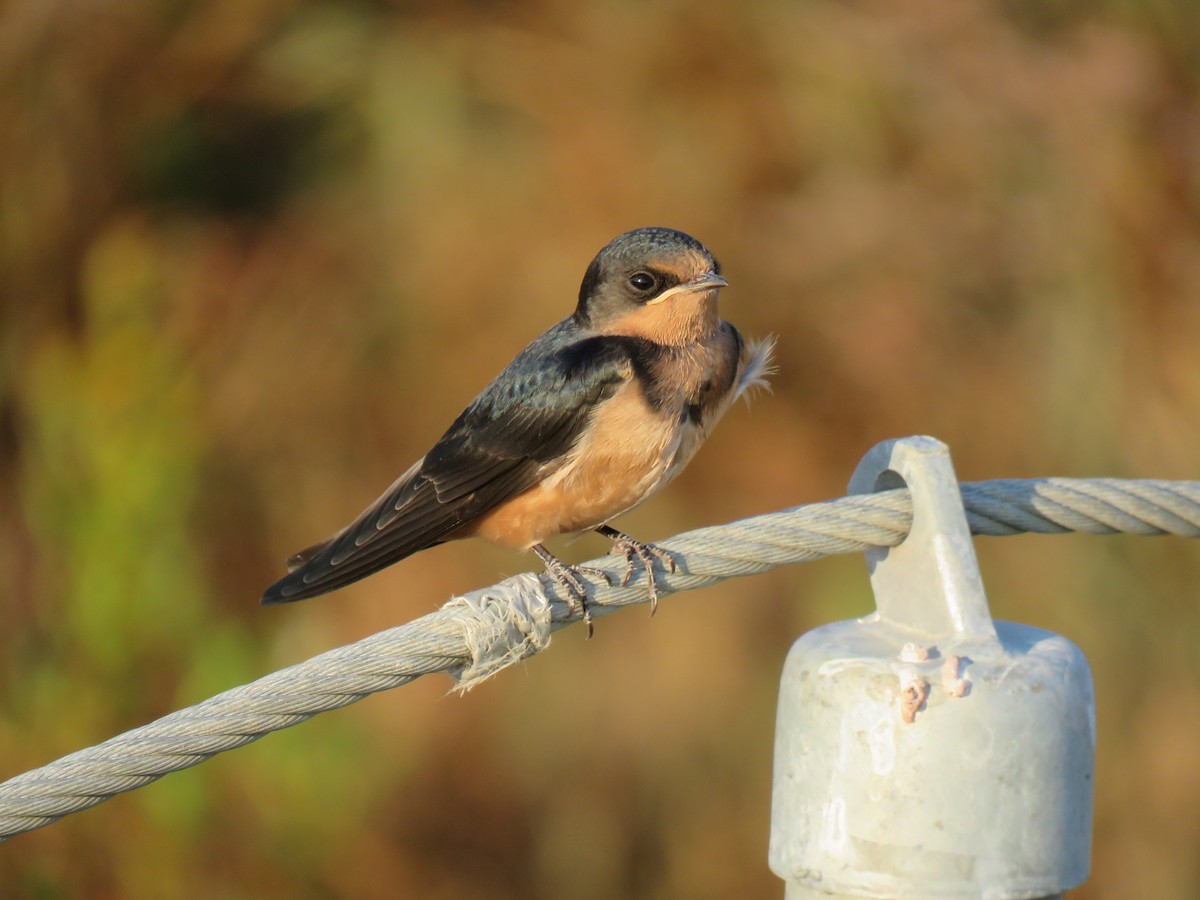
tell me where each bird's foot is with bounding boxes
[595,525,676,616]
[532,544,612,638]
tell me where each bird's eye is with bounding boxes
[629,272,657,293]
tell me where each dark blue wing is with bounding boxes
[261,326,646,603]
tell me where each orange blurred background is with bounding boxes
[2,1,1200,896]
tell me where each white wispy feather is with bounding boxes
[735,334,778,403]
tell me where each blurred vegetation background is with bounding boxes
[2,0,1200,896]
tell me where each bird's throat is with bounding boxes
[601,289,722,346]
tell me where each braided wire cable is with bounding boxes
[1,477,1198,841]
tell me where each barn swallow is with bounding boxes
[262,227,773,633]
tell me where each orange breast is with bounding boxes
[460,325,747,550]
[460,381,684,549]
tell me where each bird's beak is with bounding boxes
[646,271,728,305]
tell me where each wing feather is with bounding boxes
[261,330,642,604]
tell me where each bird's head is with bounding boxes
[574,227,727,345]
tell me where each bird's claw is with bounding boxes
[596,525,675,616]
[533,545,606,637]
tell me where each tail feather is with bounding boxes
[261,462,438,605]
[286,538,333,573]
[260,453,532,605]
